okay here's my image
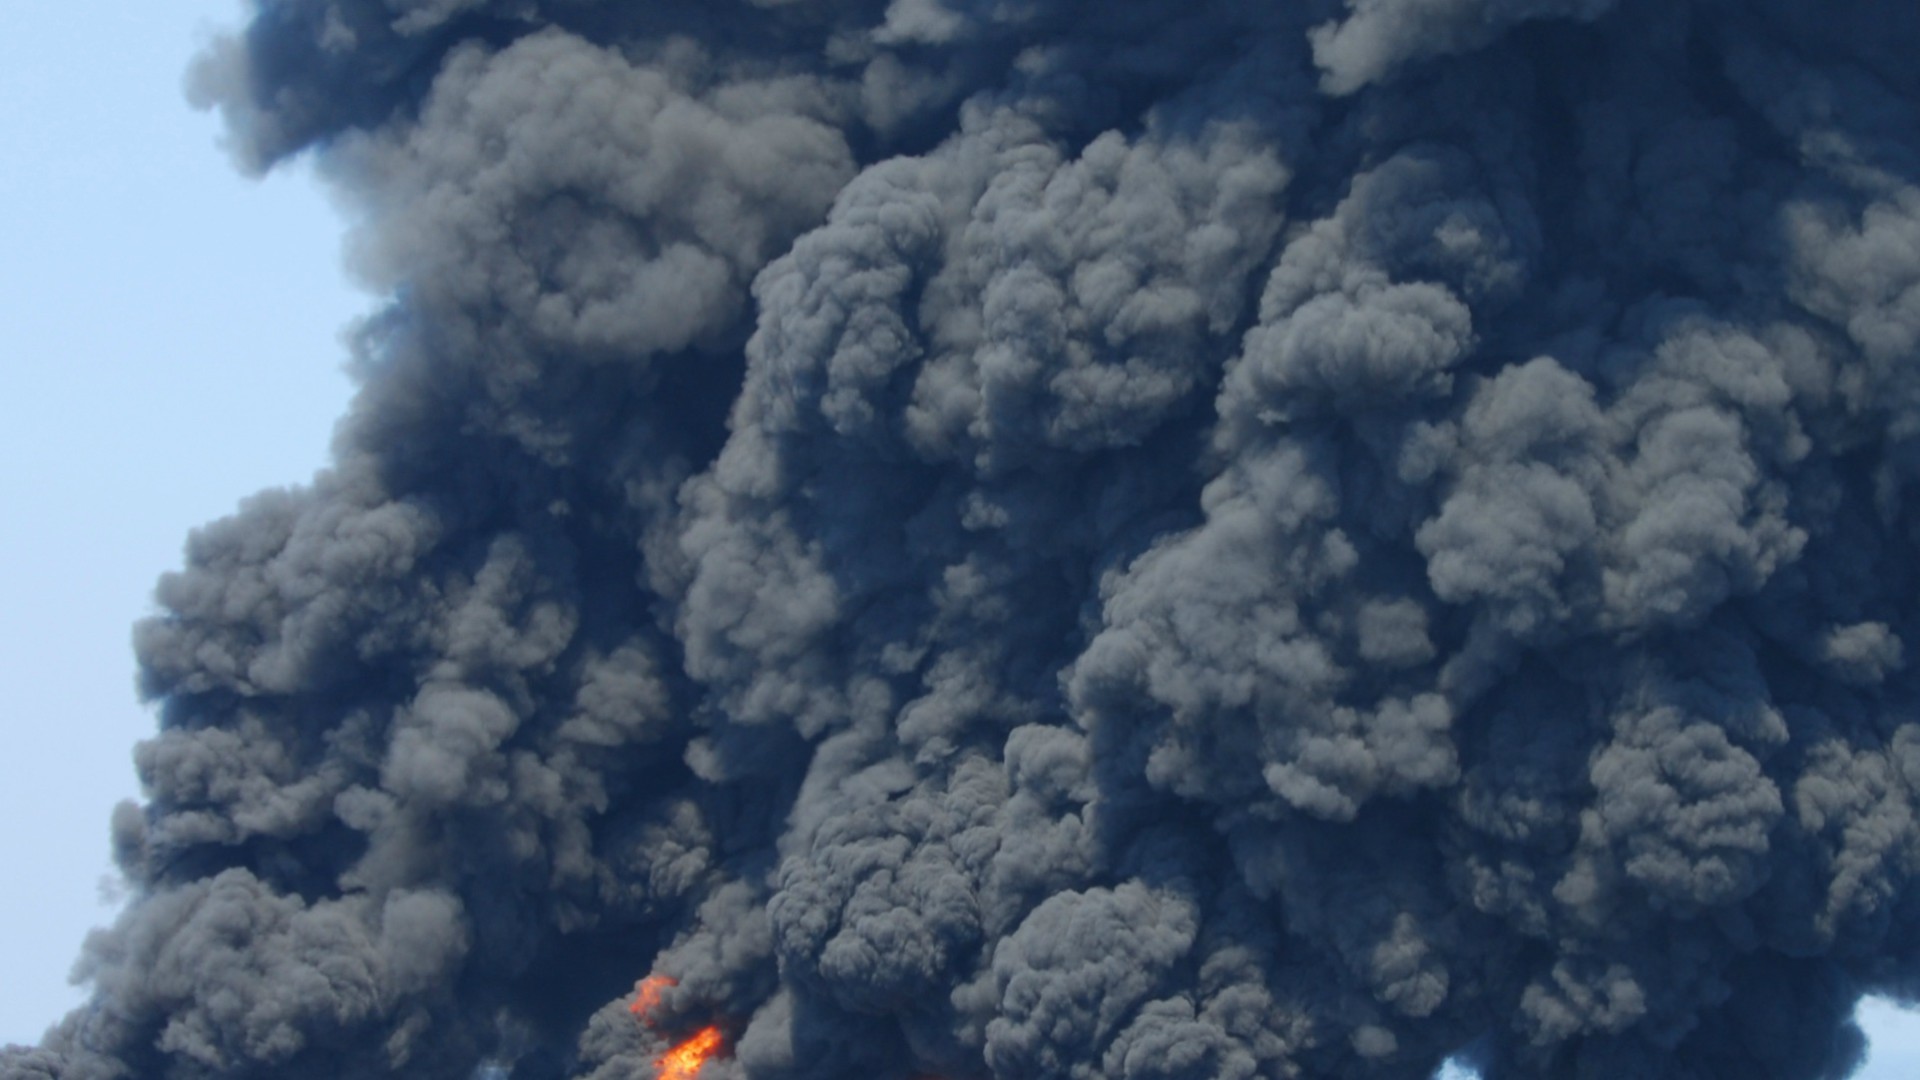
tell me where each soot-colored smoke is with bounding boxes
[9,1,1920,1078]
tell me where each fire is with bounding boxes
[630,975,726,1079]
[630,975,676,1023]
[654,1025,724,1080]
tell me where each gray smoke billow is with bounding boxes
[10,1,1920,1077]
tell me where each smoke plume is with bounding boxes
[10,1,1920,1077]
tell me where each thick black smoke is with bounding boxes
[9,1,1920,1077]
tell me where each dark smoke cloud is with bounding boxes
[10,1,1920,1078]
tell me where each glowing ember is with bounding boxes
[653,1025,724,1080]
[629,975,676,1024]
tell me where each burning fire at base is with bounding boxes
[653,1026,725,1080]
[630,975,727,1080]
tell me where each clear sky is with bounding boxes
[0,2,1915,1077]
[0,0,357,1046]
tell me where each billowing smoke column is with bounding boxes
[9,1,1920,1078]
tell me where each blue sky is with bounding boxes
[0,0,356,1045]
[0,3,1914,1077]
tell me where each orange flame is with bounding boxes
[654,1025,724,1080]
[630,975,727,1078]
[630,975,676,1024]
